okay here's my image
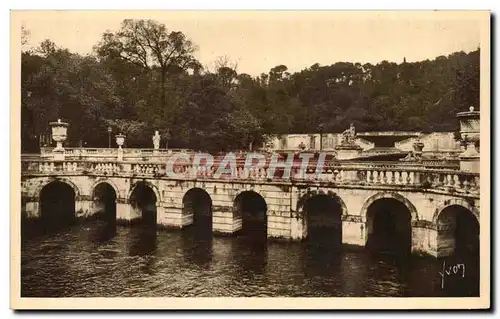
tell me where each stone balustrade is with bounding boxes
[21,157,479,196]
[39,147,192,161]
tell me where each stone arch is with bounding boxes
[127,180,162,203]
[296,188,348,217]
[360,191,418,222]
[433,198,479,225]
[361,191,417,255]
[233,184,263,200]
[296,188,346,246]
[182,187,213,231]
[36,177,81,199]
[37,178,78,226]
[90,178,121,199]
[233,189,268,239]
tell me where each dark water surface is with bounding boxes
[21,221,479,297]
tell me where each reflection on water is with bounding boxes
[21,220,479,297]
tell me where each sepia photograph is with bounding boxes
[10,10,490,309]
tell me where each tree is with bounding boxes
[95,19,199,117]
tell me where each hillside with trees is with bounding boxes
[21,19,480,152]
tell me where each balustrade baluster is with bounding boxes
[389,171,395,185]
[446,174,452,187]
[400,171,407,185]
[407,172,413,184]
[398,171,403,184]
[454,175,461,189]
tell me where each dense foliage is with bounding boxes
[21,19,479,152]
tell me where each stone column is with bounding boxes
[212,206,242,235]
[341,215,366,247]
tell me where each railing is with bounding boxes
[38,147,194,161]
[21,158,479,196]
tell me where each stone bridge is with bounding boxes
[21,152,480,258]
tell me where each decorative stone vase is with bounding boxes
[49,119,69,161]
[456,106,480,173]
[115,134,126,149]
[457,106,480,152]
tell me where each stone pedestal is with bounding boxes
[212,208,242,235]
[53,149,65,161]
[334,144,362,160]
[117,148,124,162]
[459,142,480,173]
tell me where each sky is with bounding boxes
[19,11,483,76]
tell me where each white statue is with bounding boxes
[153,131,161,149]
[341,123,356,145]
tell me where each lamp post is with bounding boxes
[107,126,112,148]
[318,124,325,151]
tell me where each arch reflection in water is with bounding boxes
[181,227,214,268]
[436,204,479,296]
[127,224,158,257]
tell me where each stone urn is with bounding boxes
[457,106,480,151]
[456,106,480,172]
[115,133,126,149]
[49,119,69,161]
